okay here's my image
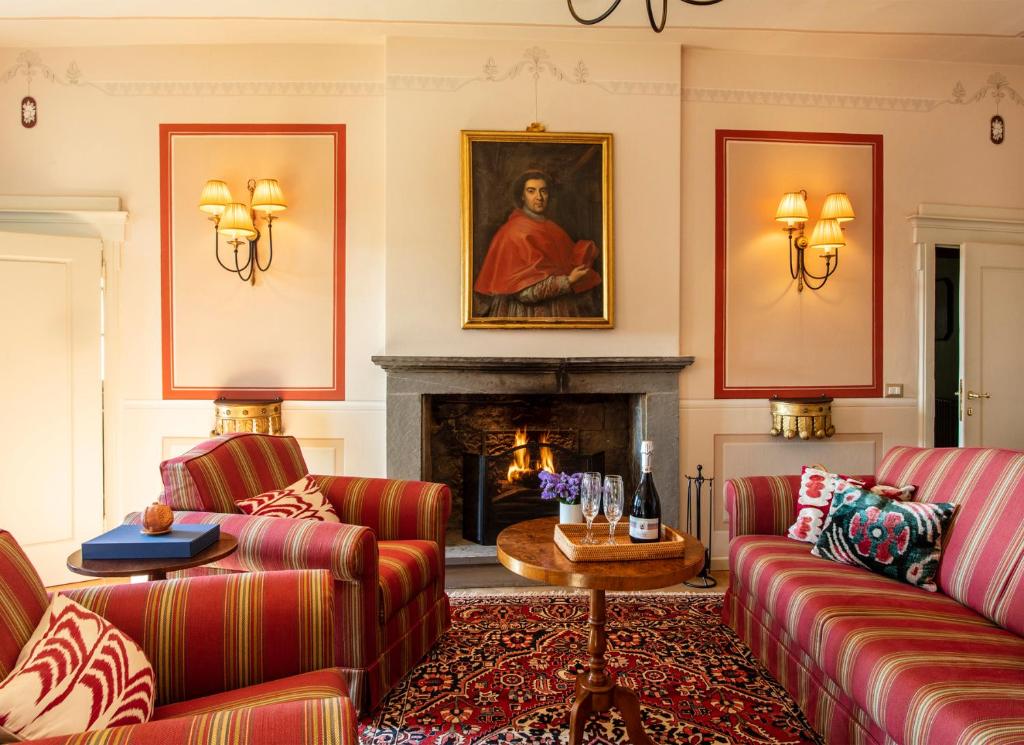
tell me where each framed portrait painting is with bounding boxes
[461,130,613,329]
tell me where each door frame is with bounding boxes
[909,203,1024,447]
[0,196,127,528]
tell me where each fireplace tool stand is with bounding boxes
[683,464,716,589]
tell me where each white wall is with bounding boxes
[2,39,1022,566]
[384,37,681,355]
[0,44,387,525]
[680,49,1024,564]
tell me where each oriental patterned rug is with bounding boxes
[360,593,820,744]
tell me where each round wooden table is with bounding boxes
[67,534,238,582]
[497,517,705,745]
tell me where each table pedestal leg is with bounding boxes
[568,589,653,745]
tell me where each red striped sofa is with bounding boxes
[149,433,451,714]
[0,530,356,744]
[724,446,1024,745]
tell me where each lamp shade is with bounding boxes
[775,191,808,225]
[251,178,287,213]
[809,218,845,253]
[217,203,257,239]
[198,179,233,215]
[820,192,855,222]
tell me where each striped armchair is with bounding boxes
[0,530,356,744]
[151,433,451,714]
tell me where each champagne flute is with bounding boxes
[580,472,602,544]
[603,475,624,545]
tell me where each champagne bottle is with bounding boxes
[629,440,662,543]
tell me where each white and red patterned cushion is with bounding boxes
[236,475,341,522]
[787,465,863,544]
[0,595,154,740]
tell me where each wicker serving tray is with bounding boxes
[553,522,687,562]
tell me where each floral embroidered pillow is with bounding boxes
[787,465,863,544]
[0,595,155,740]
[236,475,341,522]
[811,483,956,591]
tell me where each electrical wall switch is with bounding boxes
[884,383,904,398]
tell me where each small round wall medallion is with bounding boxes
[991,114,1005,144]
[20,96,37,128]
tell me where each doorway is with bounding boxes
[933,246,959,446]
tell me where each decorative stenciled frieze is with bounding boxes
[387,46,680,98]
[78,79,385,97]
[683,86,942,112]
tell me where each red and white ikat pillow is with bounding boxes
[236,475,341,522]
[787,465,864,544]
[0,595,155,740]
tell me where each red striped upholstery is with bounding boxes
[160,434,308,513]
[0,531,356,744]
[151,434,452,714]
[153,668,348,720]
[724,446,1024,745]
[315,475,450,547]
[876,446,1024,635]
[0,531,48,679]
[62,570,336,706]
[724,475,802,539]
[377,540,442,623]
[24,696,355,745]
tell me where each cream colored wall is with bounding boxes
[2,39,1022,566]
[384,37,681,355]
[0,44,387,525]
[681,49,1024,565]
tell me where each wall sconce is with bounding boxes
[198,178,287,285]
[775,190,854,292]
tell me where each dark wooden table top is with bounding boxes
[67,534,238,579]
[497,517,704,591]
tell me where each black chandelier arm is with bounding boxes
[801,251,839,281]
[647,0,668,32]
[566,0,624,25]
[568,0,723,32]
[254,220,274,272]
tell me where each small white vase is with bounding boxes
[559,502,584,524]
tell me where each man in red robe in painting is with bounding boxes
[474,170,601,318]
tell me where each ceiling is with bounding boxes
[0,0,1022,65]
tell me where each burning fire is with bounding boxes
[506,427,556,482]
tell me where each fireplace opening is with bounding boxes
[462,428,605,544]
[427,393,635,547]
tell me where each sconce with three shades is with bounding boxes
[775,190,854,292]
[198,178,287,285]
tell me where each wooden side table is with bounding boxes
[497,517,705,745]
[67,534,238,582]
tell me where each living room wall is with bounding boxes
[0,43,388,525]
[1,36,1021,565]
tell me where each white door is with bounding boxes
[960,242,1024,449]
[0,231,103,586]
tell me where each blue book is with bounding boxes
[82,524,220,560]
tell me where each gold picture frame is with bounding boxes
[461,130,614,329]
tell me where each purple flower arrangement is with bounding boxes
[538,471,581,505]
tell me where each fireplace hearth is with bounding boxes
[371,356,694,567]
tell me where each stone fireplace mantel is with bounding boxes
[371,356,694,532]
